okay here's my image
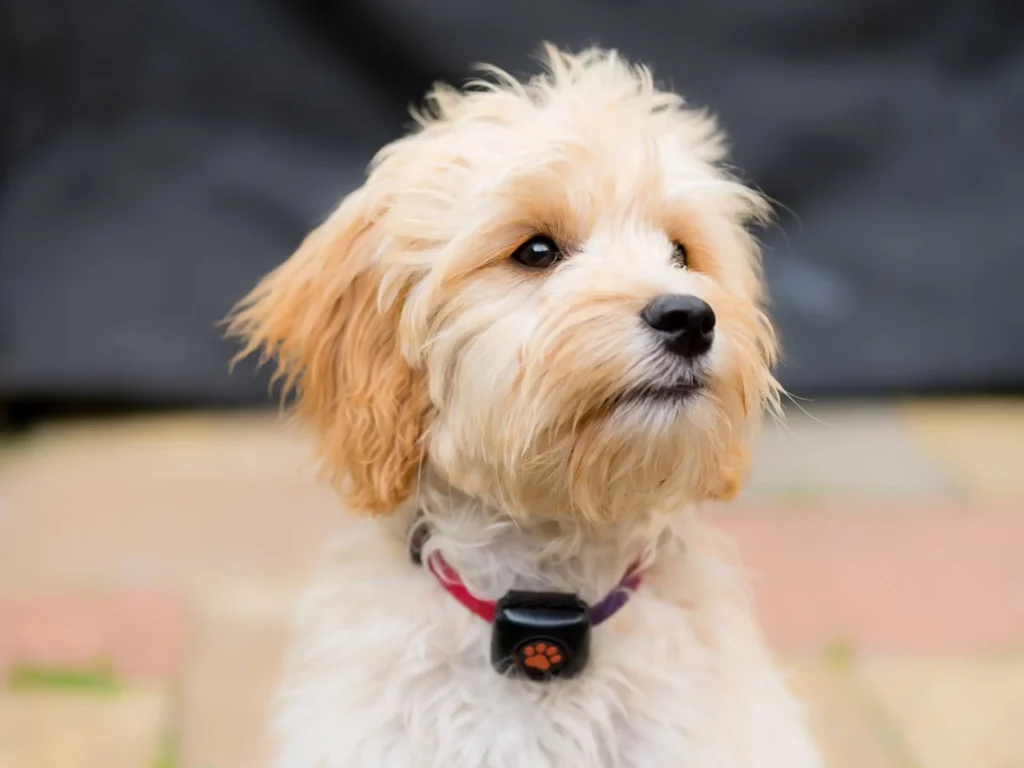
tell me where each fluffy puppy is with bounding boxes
[231,45,819,768]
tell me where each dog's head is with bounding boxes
[231,47,779,524]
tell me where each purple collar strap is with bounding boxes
[589,565,644,625]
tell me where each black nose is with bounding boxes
[641,294,716,358]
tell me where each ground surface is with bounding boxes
[0,400,1022,767]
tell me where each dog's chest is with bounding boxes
[274,566,816,768]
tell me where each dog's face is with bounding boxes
[232,48,778,524]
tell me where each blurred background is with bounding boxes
[1,1,1022,766]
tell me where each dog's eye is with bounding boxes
[511,236,563,270]
[672,241,688,268]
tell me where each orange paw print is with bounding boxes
[520,642,563,671]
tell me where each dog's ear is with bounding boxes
[229,188,428,515]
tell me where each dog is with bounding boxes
[231,45,820,768]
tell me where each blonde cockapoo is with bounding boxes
[232,46,820,768]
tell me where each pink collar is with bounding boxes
[410,525,643,626]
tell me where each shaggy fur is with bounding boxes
[231,46,820,768]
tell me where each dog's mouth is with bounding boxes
[614,378,707,409]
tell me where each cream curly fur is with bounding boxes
[231,45,819,768]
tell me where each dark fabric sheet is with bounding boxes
[2,0,1022,405]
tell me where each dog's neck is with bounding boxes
[394,473,676,604]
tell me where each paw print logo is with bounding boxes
[518,641,564,672]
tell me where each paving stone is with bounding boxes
[747,403,957,500]
[0,687,168,768]
[787,660,903,768]
[901,400,1024,499]
[719,504,1024,654]
[180,599,289,768]
[859,658,1024,768]
[0,592,185,684]
[0,415,342,594]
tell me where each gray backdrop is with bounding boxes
[2,0,1022,408]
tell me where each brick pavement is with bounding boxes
[0,403,1021,768]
